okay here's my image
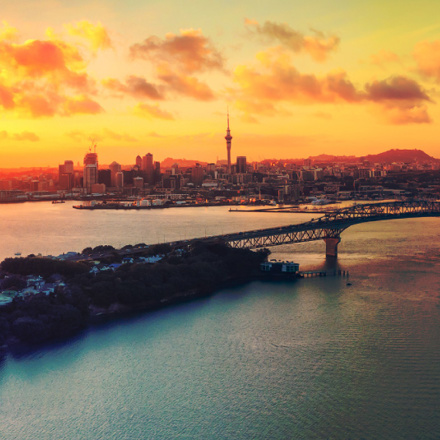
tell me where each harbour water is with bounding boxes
[0,202,440,439]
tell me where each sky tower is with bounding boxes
[225,110,232,173]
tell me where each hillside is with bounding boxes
[361,149,439,164]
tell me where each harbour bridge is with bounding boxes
[204,200,440,257]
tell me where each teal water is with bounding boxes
[0,204,439,439]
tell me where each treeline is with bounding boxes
[0,241,269,349]
[0,288,89,346]
[73,241,269,308]
[1,257,89,278]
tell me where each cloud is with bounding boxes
[413,40,440,82]
[364,76,432,124]
[148,131,165,138]
[1,39,85,80]
[0,29,103,118]
[233,49,361,105]
[102,128,137,142]
[245,19,339,62]
[368,50,400,67]
[67,128,137,143]
[65,20,112,52]
[66,130,103,143]
[0,130,39,141]
[0,21,18,41]
[157,65,215,100]
[313,111,332,120]
[375,105,431,125]
[64,96,104,115]
[133,103,174,120]
[129,28,223,101]
[130,28,223,74]
[102,76,163,100]
[0,84,14,109]
[232,49,432,124]
[364,76,430,102]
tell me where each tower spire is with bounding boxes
[225,108,232,174]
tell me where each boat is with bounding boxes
[52,200,65,204]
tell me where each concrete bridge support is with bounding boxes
[324,237,341,258]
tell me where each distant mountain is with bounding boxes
[360,149,439,164]
[161,157,208,168]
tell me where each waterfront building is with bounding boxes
[260,261,300,273]
[91,183,106,194]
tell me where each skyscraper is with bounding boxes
[58,160,74,190]
[225,111,232,174]
[142,153,154,184]
[236,156,247,174]
[109,161,121,187]
[83,146,98,192]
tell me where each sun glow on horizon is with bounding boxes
[1,0,440,167]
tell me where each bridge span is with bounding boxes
[205,200,440,257]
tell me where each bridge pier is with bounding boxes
[324,237,341,258]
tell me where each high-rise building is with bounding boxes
[98,169,112,187]
[225,111,232,174]
[58,160,74,190]
[142,153,154,184]
[109,161,121,187]
[83,148,98,192]
[133,176,144,189]
[191,163,204,186]
[115,171,124,188]
[84,164,98,192]
[236,156,247,174]
[63,160,74,174]
[135,155,142,169]
[154,161,161,183]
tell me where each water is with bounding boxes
[0,202,440,439]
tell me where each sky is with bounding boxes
[2,0,440,166]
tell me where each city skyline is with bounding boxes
[2,0,440,167]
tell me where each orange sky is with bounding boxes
[1,0,440,166]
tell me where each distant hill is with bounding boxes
[307,154,358,163]
[161,158,208,168]
[360,149,439,164]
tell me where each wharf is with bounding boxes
[299,269,350,278]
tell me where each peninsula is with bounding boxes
[0,241,270,353]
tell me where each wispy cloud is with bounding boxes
[133,103,174,120]
[245,19,339,62]
[0,130,39,141]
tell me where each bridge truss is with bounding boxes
[218,200,440,251]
